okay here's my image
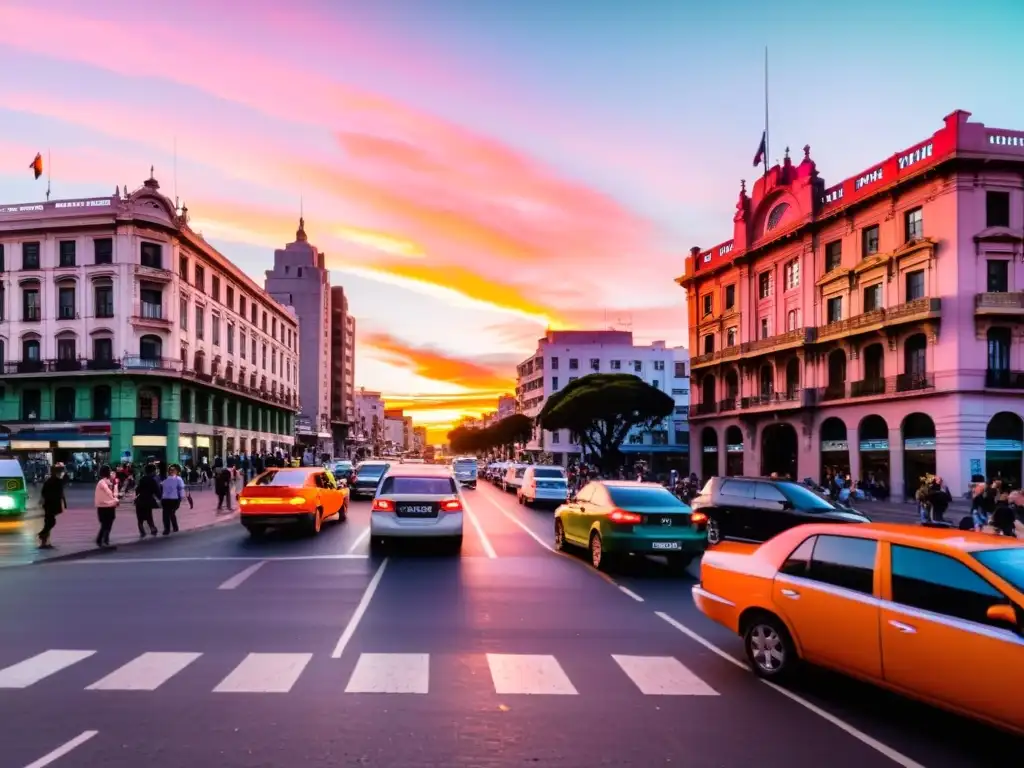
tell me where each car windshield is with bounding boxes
[515,468,526,478]
[607,485,689,509]
[533,468,565,479]
[454,460,476,467]
[357,464,387,477]
[381,476,456,495]
[778,482,838,511]
[972,548,1024,592]
[254,470,309,487]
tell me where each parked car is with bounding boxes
[452,456,478,489]
[689,477,870,545]
[502,464,527,493]
[518,465,569,507]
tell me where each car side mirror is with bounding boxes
[780,500,794,511]
[986,604,1018,628]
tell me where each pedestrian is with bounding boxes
[160,464,186,535]
[134,463,161,538]
[94,465,118,548]
[215,466,233,512]
[38,463,67,549]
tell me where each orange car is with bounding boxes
[693,523,1024,735]
[238,467,349,537]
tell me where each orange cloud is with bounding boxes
[364,332,517,393]
[381,394,510,413]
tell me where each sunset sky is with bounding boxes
[1,0,1022,442]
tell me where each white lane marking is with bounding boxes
[56,554,371,564]
[217,561,267,590]
[331,557,389,658]
[459,497,497,559]
[612,654,719,696]
[345,653,429,694]
[618,586,644,602]
[0,650,96,689]
[86,652,202,691]
[655,612,925,768]
[22,730,98,768]
[486,653,577,695]
[476,492,553,552]
[212,652,312,693]
[347,527,371,553]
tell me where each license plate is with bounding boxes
[401,505,433,515]
[651,542,680,550]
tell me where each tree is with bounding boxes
[446,413,534,458]
[537,373,674,472]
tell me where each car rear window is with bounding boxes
[380,476,457,495]
[533,468,565,479]
[607,486,687,508]
[357,464,387,477]
[972,548,1024,592]
[254,470,309,487]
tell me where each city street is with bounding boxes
[0,482,1018,768]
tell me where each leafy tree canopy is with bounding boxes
[537,373,673,470]
[447,413,534,455]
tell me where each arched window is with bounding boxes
[54,387,76,421]
[137,386,161,420]
[766,202,790,231]
[22,337,40,360]
[139,334,163,361]
[904,333,927,379]
[786,309,799,331]
[703,333,715,354]
[93,385,112,420]
[759,364,774,397]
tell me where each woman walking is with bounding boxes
[38,464,67,549]
[134,463,161,538]
[160,464,186,535]
[94,465,118,548]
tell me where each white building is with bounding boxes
[496,394,516,419]
[353,387,384,449]
[515,330,690,468]
[0,174,299,468]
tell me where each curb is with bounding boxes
[32,512,240,566]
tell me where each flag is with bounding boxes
[30,153,43,180]
[753,132,766,168]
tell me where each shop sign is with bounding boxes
[703,445,718,453]
[904,437,936,450]
[985,439,1023,452]
[859,439,889,452]
[726,443,744,453]
[821,440,849,452]
[898,143,933,170]
[854,167,884,190]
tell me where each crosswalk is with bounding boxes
[0,649,724,697]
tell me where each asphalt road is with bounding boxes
[0,481,1018,767]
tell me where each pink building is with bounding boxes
[678,110,1024,500]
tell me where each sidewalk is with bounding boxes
[853,497,971,523]
[0,489,238,567]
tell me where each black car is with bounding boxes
[349,461,390,499]
[690,476,870,545]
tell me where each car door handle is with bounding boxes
[888,620,916,634]
[780,588,800,599]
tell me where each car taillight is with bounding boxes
[372,499,394,512]
[440,499,462,512]
[690,512,708,525]
[609,509,642,524]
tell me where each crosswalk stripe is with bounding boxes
[0,650,95,689]
[612,654,719,696]
[212,653,312,693]
[486,653,577,695]
[345,653,429,694]
[86,652,202,691]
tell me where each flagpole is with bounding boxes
[46,149,51,201]
[763,47,769,177]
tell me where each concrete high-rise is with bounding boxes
[330,286,356,455]
[264,218,333,456]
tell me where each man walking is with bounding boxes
[38,464,67,549]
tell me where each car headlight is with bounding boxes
[0,496,15,511]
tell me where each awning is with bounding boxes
[619,445,688,454]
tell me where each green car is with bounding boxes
[554,480,708,572]
[0,459,29,520]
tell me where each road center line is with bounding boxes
[217,560,266,590]
[475,492,553,552]
[460,497,497,559]
[618,585,645,602]
[331,557,388,658]
[654,612,924,768]
[22,730,98,768]
[347,527,371,553]
[55,554,371,565]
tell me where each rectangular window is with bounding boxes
[701,294,713,316]
[826,296,843,323]
[23,288,40,321]
[179,255,189,281]
[758,271,772,299]
[93,337,113,361]
[674,361,686,378]
[654,360,665,371]
[807,534,877,595]
[589,358,600,371]
[211,275,221,303]
[195,305,205,339]
[262,311,267,332]
[892,545,1007,627]
[179,297,188,329]
[240,332,247,359]
[58,286,76,319]
[633,360,642,373]
[569,358,579,370]
[251,305,257,324]
[0,243,4,272]
[904,208,923,241]
[212,314,221,346]
[703,334,715,354]
[786,309,798,331]
[825,240,842,271]
[551,376,559,390]
[94,238,113,265]
[725,284,736,309]
[551,431,560,444]
[57,338,76,360]
[140,242,163,269]
[611,359,621,370]
[58,240,76,267]
[863,283,883,312]
[906,270,925,301]
[784,259,799,290]
[759,317,769,339]
[140,288,162,319]
[226,286,235,312]
[986,190,1011,228]
[239,295,246,318]
[651,380,659,389]
[95,285,114,318]
[227,323,235,354]
[550,357,559,370]
[23,242,40,270]
[726,327,737,347]
[862,226,879,257]
[987,260,1009,293]
[195,264,206,293]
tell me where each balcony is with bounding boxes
[22,307,41,322]
[884,297,941,327]
[131,302,171,328]
[740,389,810,410]
[816,308,886,343]
[843,374,935,399]
[694,401,717,415]
[986,369,1024,389]
[135,264,173,282]
[689,343,742,370]
[53,358,83,372]
[741,327,815,357]
[975,292,1024,316]
[717,397,738,412]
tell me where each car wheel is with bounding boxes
[554,519,567,551]
[743,613,797,680]
[309,509,322,536]
[589,532,610,571]
[706,517,722,545]
[245,525,265,538]
[517,493,524,505]
[337,500,348,523]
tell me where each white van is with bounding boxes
[501,464,527,493]
[518,465,568,507]
[452,456,478,488]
